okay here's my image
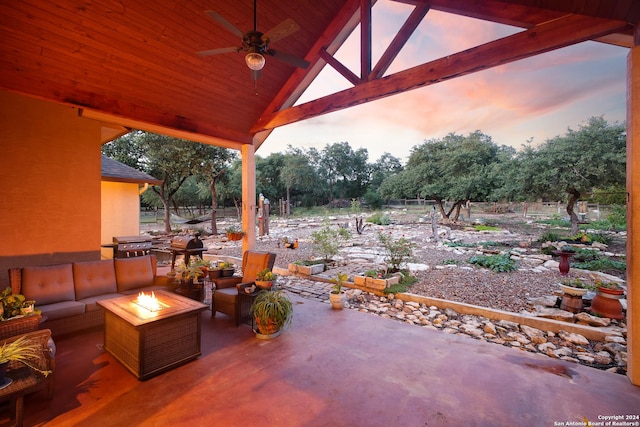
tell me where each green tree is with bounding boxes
[522,117,626,233]
[380,131,507,220]
[194,145,235,234]
[319,142,370,200]
[104,131,233,233]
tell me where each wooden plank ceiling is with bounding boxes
[0,0,636,151]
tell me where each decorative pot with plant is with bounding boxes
[591,281,625,320]
[218,261,235,277]
[226,226,245,241]
[0,287,40,320]
[250,289,293,339]
[558,278,592,313]
[559,278,591,297]
[208,261,223,280]
[329,272,348,310]
[255,268,277,290]
[0,334,51,389]
[552,245,575,276]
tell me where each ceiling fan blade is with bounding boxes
[204,10,244,38]
[197,47,240,56]
[267,49,310,69]
[262,18,300,44]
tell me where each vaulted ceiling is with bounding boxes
[0,0,637,151]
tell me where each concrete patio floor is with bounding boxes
[3,292,640,427]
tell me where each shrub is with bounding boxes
[378,232,416,272]
[538,231,560,243]
[367,212,390,225]
[468,253,517,272]
[606,204,627,231]
[310,219,352,261]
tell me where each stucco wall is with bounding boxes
[0,90,102,288]
[100,181,141,259]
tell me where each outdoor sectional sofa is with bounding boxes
[9,255,172,336]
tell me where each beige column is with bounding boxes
[626,27,640,386]
[241,143,256,253]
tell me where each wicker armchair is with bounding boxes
[0,315,42,341]
[212,251,276,325]
[0,329,55,426]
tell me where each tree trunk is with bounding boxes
[566,189,581,234]
[286,185,291,219]
[434,198,447,219]
[162,199,171,233]
[210,180,218,235]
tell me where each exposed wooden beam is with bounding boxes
[361,0,372,80]
[320,49,362,85]
[370,2,431,79]
[79,109,246,150]
[252,0,363,149]
[251,13,630,133]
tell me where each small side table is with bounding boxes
[237,288,259,327]
[0,366,41,427]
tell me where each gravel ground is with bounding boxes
[145,212,626,315]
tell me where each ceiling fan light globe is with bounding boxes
[245,52,265,70]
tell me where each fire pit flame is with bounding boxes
[135,291,164,312]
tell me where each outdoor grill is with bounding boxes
[169,234,206,270]
[111,236,154,258]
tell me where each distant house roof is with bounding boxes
[101,155,163,185]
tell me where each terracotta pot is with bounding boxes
[255,317,279,335]
[329,292,344,309]
[591,286,625,320]
[255,280,273,290]
[208,269,222,280]
[227,232,244,241]
[222,268,235,277]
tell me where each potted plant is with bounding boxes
[0,287,41,320]
[329,272,348,310]
[255,268,277,290]
[558,278,592,313]
[559,278,591,297]
[226,226,244,241]
[591,281,625,320]
[218,261,235,277]
[0,334,52,389]
[208,261,223,280]
[250,289,293,339]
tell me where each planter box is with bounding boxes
[354,274,400,291]
[288,263,325,275]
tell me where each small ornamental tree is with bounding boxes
[310,220,352,262]
[378,232,416,273]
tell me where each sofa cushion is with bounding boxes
[73,259,118,300]
[38,301,85,321]
[114,256,154,293]
[79,293,123,312]
[21,264,75,305]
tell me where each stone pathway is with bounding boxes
[278,275,628,376]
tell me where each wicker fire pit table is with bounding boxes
[98,290,207,380]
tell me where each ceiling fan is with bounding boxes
[197,0,310,82]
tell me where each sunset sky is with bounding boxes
[261,1,628,163]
